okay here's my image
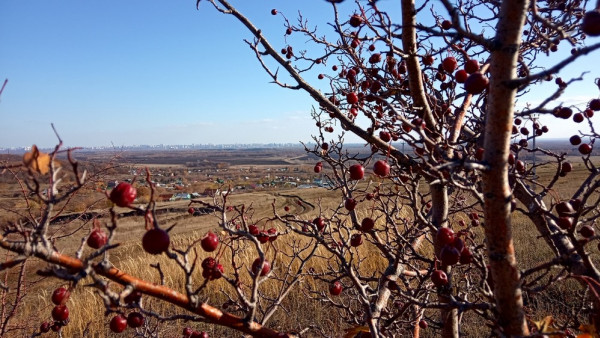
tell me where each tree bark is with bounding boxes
[482,0,531,335]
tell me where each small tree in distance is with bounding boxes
[1,0,600,337]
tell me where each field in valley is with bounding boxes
[0,143,597,337]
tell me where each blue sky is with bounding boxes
[1,1,599,148]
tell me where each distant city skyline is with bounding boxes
[1,1,599,149]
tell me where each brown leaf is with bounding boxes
[22,145,52,175]
[343,325,370,338]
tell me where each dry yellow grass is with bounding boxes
[2,162,597,337]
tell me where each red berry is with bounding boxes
[373,160,391,177]
[109,182,137,207]
[570,135,582,145]
[192,332,209,338]
[318,74,324,80]
[51,287,70,306]
[573,113,584,123]
[349,164,365,180]
[201,231,219,252]
[558,217,573,230]
[40,322,51,333]
[556,201,574,216]
[431,270,448,287]
[369,53,381,64]
[459,247,473,264]
[314,163,323,173]
[51,323,61,332]
[436,227,455,246]
[464,59,480,74]
[329,281,343,295]
[270,9,277,15]
[183,327,194,337]
[590,99,600,111]
[579,225,595,238]
[379,131,392,142]
[110,314,127,333]
[313,217,326,231]
[350,233,363,247]
[347,92,359,104]
[267,227,278,242]
[349,14,363,27]
[361,217,375,232]
[464,72,489,94]
[440,245,461,266]
[423,55,434,66]
[582,10,600,36]
[455,69,468,83]
[201,257,216,271]
[442,56,458,73]
[256,231,269,244]
[87,228,108,249]
[475,147,485,161]
[441,20,452,30]
[561,162,573,174]
[344,198,358,211]
[127,312,145,328]
[51,305,69,321]
[142,228,170,255]
[579,143,592,155]
[251,258,271,276]
[419,319,428,329]
[124,290,142,304]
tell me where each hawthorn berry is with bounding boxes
[51,287,70,306]
[110,314,127,333]
[464,59,480,74]
[51,305,69,321]
[87,228,108,249]
[431,270,448,287]
[582,10,600,36]
[373,160,390,177]
[142,228,170,255]
[464,72,489,94]
[251,258,271,276]
[349,14,363,27]
[350,233,363,247]
[455,69,468,83]
[329,281,343,295]
[361,217,375,232]
[109,182,137,207]
[442,56,458,73]
[349,164,365,180]
[441,20,452,30]
[127,312,144,328]
[200,231,219,252]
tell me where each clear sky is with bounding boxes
[1,1,599,149]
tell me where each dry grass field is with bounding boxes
[0,148,596,337]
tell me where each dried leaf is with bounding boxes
[533,316,555,333]
[578,323,599,338]
[22,145,52,175]
[343,325,370,338]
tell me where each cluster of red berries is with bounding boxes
[109,312,145,333]
[39,287,71,334]
[436,227,473,268]
[202,257,224,281]
[183,327,209,337]
[248,225,278,243]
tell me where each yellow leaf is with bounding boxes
[343,325,370,338]
[23,145,52,175]
[533,316,555,333]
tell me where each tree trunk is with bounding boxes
[482,0,531,335]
